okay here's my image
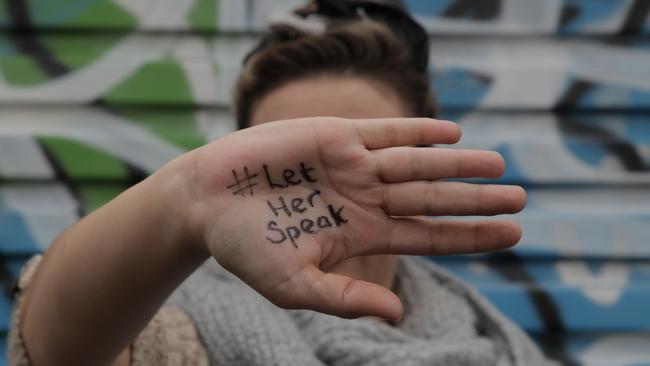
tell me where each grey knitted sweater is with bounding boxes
[167,256,554,366]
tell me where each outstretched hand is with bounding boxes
[190,117,526,320]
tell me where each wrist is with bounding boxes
[146,150,211,262]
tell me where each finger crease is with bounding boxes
[474,184,484,213]
[341,278,356,311]
[381,185,391,213]
[376,151,386,182]
[471,222,480,253]
[384,124,399,147]
[428,221,442,254]
[409,148,422,179]
[424,181,437,215]
[385,220,397,253]
[453,151,462,177]
[340,232,352,259]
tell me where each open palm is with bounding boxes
[192,117,526,320]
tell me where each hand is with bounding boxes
[189,117,526,320]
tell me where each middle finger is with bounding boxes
[373,147,505,183]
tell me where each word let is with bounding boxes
[263,162,316,189]
[226,162,317,196]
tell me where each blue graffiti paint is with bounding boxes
[565,141,608,167]
[0,292,11,332]
[0,212,40,255]
[403,0,455,17]
[560,0,627,34]
[493,144,526,183]
[28,0,99,26]
[479,285,546,331]
[431,67,491,109]
[0,36,17,56]
[575,83,650,109]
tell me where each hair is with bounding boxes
[233,20,437,129]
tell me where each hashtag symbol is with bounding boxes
[226,167,259,197]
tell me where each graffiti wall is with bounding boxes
[1,1,649,364]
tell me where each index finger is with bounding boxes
[353,118,461,149]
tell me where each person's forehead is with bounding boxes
[250,75,408,125]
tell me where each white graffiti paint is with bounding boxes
[0,34,173,103]
[579,334,650,366]
[0,183,78,251]
[456,112,650,183]
[0,136,54,179]
[0,106,185,173]
[556,260,630,305]
[172,38,221,104]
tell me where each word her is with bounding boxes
[265,190,347,248]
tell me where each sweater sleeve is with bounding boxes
[7,255,210,366]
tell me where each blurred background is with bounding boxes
[0,0,649,364]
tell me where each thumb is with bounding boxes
[291,265,403,320]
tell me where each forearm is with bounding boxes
[20,153,209,365]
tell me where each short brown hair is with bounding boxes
[233,20,437,129]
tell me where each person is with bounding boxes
[9,1,553,365]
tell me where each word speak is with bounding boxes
[265,190,347,248]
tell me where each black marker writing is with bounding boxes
[267,196,292,217]
[266,190,321,218]
[265,214,342,248]
[263,164,285,189]
[327,204,347,226]
[262,162,317,189]
[226,162,346,248]
[300,162,317,183]
[226,167,258,196]
[266,221,286,244]
[264,190,347,247]
[300,218,316,233]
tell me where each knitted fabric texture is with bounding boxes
[131,306,209,366]
[8,256,211,366]
[167,256,556,366]
[7,256,42,366]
